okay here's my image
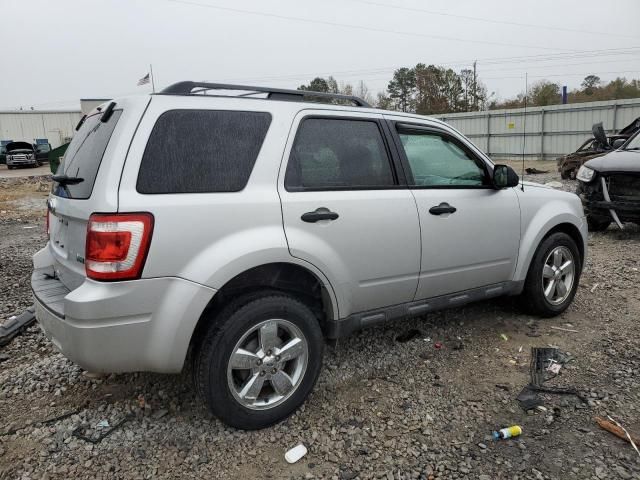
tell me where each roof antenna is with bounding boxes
[521,72,528,192]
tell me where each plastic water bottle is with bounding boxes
[492,425,522,440]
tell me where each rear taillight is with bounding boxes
[85,213,154,281]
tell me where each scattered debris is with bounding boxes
[517,347,585,411]
[590,283,599,293]
[153,408,169,420]
[1,408,83,437]
[595,416,640,458]
[492,425,522,440]
[395,329,422,343]
[285,443,308,464]
[495,384,510,391]
[550,326,579,333]
[500,334,508,341]
[434,342,443,349]
[0,306,36,347]
[516,385,543,410]
[96,419,110,429]
[545,181,564,188]
[536,406,548,412]
[547,361,562,375]
[41,409,81,426]
[525,167,549,174]
[72,415,132,444]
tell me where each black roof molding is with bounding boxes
[158,81,371,107]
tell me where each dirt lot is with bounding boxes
[0,164,52,179]
[1,167,639,480]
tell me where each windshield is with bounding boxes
[52,109,122,199]
[624,131,640,150]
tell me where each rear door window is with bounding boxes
[285,118,395,190]
[53,110,123,199]
[137,110,271,194]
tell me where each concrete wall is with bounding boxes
[434,98,640,160]
[0,111,82,148]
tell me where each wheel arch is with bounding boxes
[189,262,339,355]
[515,217,586,288]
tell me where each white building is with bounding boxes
[0,98,111,149]
[0,110,81,149]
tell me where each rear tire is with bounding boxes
[522,232,582,317]
[7,166,13,170]
[195,292,323,430]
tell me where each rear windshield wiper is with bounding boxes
[52,174,84,185]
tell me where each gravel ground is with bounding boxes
[1,171,639,480]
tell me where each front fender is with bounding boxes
[514,197,587,282]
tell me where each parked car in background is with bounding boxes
[5,141,41,169]
[32,83,587,430]
[557,117,640,179]
[35,142,51,163]
[577,130,640,231]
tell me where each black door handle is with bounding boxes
[301,208,339,223]
[429,203,457,215]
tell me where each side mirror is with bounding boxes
[611,138,626,149]
[493,164,519,189]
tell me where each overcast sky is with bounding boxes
[2,0,639,110]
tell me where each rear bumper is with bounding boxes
[32,247,216,373]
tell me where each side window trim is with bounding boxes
[388,120,493,190]
[284,115,403,192]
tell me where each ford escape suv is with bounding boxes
[32,82,587,430]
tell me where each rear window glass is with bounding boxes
[53,110,122,199]
[136,110,271,194]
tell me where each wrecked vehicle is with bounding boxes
[557,117,640,179]
[576,131,640,230]
[5,141,42,169]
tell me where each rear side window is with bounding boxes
[137,110,271,194]
[285,118,395,191]
[53,110,123,199]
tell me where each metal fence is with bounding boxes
[434,98,640,160]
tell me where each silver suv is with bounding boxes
[32,82,587,430]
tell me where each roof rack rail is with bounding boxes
[158,81,372,108]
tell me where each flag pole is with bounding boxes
[150,64,156,93]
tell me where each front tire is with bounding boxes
[587,216,611,232]
[522,232,582,317]
[195,292,323,430]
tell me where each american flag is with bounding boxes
[137,73,150,86]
